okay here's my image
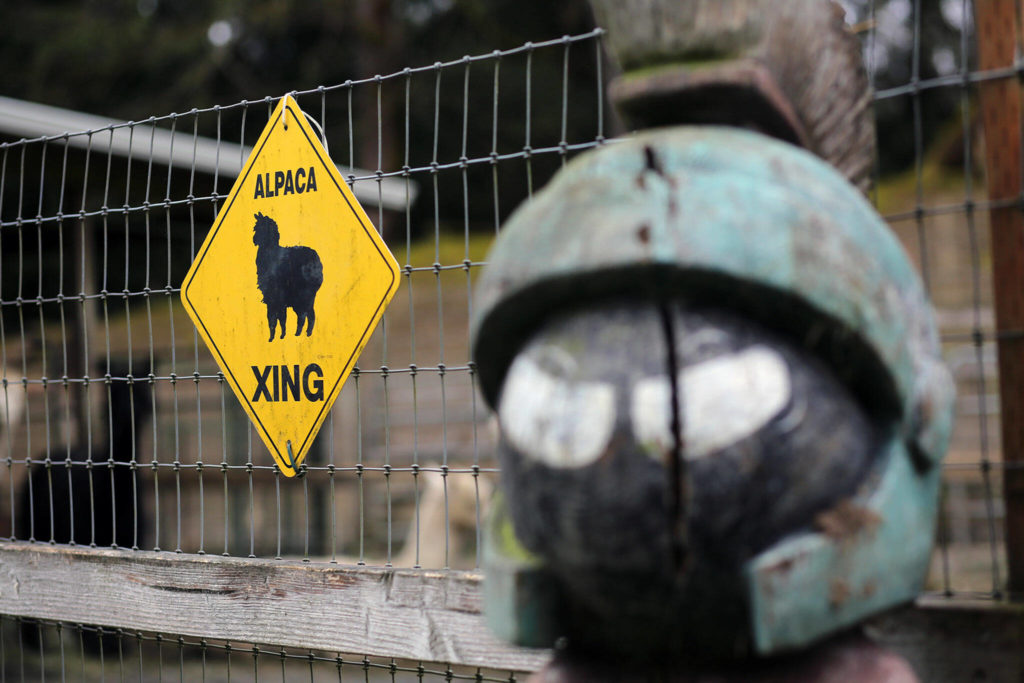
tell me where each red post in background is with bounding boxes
[975,0,1024,597]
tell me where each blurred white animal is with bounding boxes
[334,466,493,570]
[392,468,492,569]
[0,382,25,442]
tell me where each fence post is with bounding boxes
[974,0,1024,598]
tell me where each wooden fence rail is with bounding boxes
[0,543,546,672]
[0,544,1021,680]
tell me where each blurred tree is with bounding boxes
[842,0,974,176]
[0,0,600,223]
[2,1,359,120]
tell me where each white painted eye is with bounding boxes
[632,346,792,460]
[498,351,616,468]
[631,374,674,458]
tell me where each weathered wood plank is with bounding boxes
[2,543,1021,681]
[0,543,548,672]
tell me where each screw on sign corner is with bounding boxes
[285,440,306,478]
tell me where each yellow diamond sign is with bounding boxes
[181,95,400,476]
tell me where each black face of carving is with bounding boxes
[495,302,885,659]
[252,212,324,341]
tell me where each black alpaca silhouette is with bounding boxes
[15,359,153,653]
[252,212,324,341]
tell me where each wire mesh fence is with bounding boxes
[0,29,608,570]
[0,0,1018,674]
[846,0,1008,599]
[0,616,524,683]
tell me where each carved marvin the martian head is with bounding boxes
[472,126,953,661]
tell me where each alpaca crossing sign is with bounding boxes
[180,95,401,477]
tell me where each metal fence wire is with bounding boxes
[849,0,1008,600]
[0,0,1016,676]
[0,616,520,683]
[0,29,608,570]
